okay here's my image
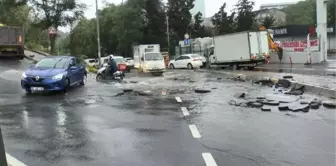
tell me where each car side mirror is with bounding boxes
[70,66,77,70]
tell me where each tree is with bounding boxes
[99,4,119,56]
[167,0,195,40]
[262,16,275,29]
[69,19,97,58]
[28,0,86,54]
[141,0,166,45]
[211,3,235,35]
[284,0,316,25]
[112,0,146,56]
[234,0,255,32]
[189,12,208,38]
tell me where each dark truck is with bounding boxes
[0,25,25,59]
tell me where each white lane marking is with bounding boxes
[202,153,217,166]
[181,107,190,116]
[175,97,182,103]
[6,153,27,166]
[188,124,201,138]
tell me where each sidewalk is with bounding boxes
[254,62,336,76]
[200,69,336,94]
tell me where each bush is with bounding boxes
[86,65,97,73]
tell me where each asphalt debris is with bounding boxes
[195,89,211,93]
[261,105,272,112]
[323,101,336,109]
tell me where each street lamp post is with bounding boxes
[95,0,102,67]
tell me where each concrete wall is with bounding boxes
[270,51,321,64]
[270,36,322,64]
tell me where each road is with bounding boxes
[0,59,335,166]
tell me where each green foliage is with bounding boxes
[284,0,316,25]
[190,12,209,38]
[234,0,255,32]
[28,0,86,54]
[211,3,236,35]
[167,0,195,40]
[262,16,275,29]
[69,19,97,58]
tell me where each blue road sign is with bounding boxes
[184,39,190,45]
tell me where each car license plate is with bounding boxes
[31,87,44,91]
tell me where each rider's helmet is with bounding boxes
[109,54,114,60]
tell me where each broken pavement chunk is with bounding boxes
[261,105,272,111]
[323,101,336,109]
[279,103,290,111]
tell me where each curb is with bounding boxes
[25,49,50,56]
[196,69,336,98]
[24,55,38,63]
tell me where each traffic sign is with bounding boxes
[48,27,57,35]
[184,39,190,45]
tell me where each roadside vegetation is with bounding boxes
[0,0,334,58]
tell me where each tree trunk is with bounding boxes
[49,35,56,55]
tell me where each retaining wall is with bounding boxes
[270,51,321,64]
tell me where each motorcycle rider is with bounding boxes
[107,54,118,76]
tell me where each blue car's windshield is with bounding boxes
[35,58,68,68]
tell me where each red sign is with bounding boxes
[282,39,319,48]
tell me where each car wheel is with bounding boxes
[187,63,193,69]
[63,78,70,92]
[80,74,87,86]
[25,89,32,95]
[170,64,175,69]
[96,74,103,81]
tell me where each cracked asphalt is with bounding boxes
[0,59,335,166]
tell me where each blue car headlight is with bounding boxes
[21,72,27,79]
[52,73,64,80]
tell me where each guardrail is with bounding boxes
[0,127,7,166]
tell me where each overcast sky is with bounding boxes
[59,0,300,31]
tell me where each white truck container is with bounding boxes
[209,31,269,69]
[133,44,165,75]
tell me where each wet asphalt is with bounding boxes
[0,59,335,166]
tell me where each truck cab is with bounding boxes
[134,44,165,75]
[140,52,165,75]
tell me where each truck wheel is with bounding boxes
[187,63,193,69]
[248,67,255,70]
[233,64,241,70]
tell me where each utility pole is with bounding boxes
[95,0,102,67]
[166,15,170,53]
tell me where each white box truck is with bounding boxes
[209,31,269,69]
[133,44,165,75]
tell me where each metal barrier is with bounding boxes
[0,127,7,166]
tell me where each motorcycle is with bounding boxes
[96,63,124,81]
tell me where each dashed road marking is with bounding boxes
[188,124,201,138]
[202,153,217,166]
[175,97,182,103]
[181,107,189,116]
[6,153,27,166]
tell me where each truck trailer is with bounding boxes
[0,25,25,59]
[209,31,269,69]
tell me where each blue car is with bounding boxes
[21,56,87,93]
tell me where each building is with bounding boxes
[254,8,286,26]
[190,0,205,17]
[259,2,298,10]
